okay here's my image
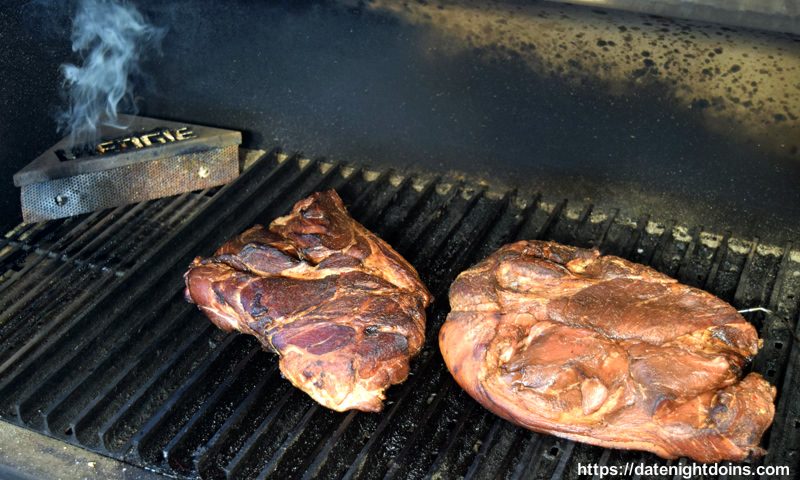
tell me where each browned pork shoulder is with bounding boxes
[185,190,431,412]
[441,240,775,462]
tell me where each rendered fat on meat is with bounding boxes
[440,240,775,462]
[184,190,432,412]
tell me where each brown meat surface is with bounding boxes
[184,190,431,412]
[440,240,775,462]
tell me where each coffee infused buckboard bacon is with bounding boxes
[184,190,431,412]
[440,240,775,462]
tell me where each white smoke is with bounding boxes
[58,0,165,147]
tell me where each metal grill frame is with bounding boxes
[0,150,798,479]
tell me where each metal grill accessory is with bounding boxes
[13,115,241,223]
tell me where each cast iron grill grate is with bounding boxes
[0,151,798,479]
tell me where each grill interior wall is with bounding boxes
[0,151,798,479]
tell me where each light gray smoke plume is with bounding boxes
[58,0,164,147]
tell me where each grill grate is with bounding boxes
[0,151,798,479]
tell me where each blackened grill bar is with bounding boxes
[0,190,213,371]
[0,152,798,478]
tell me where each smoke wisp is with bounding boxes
[58,0,165,147]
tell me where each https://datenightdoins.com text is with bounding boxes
[578,461,791,478]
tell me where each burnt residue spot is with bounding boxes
[248,291,270,317]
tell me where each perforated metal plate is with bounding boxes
[21,145,239,223]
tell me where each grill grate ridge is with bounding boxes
[0,153,797,479]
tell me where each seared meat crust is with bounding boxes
[185,190,431,412]
[441,240,775,462]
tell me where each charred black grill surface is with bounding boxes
[0,151,798,479]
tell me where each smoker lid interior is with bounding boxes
[13,115,242,187]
